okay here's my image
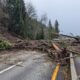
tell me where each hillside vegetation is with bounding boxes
[0,0,59,40]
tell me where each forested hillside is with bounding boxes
[0,0,60,40]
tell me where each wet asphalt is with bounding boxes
[0,51,55,80]
[74,55,80,77]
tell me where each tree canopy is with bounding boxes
[0,0,60,40]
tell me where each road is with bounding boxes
[0,51,55,80]
[74,55,80,79]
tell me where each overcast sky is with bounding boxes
[24,0,80,35]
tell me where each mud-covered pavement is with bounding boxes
[0,50,55,80]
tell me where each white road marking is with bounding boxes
[0,62,22,74]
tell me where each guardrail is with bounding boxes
[70,53,77,80]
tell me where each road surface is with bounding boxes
[74,55,80,79]
[0,51,55,80]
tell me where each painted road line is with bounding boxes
[51,63,60,80]
[70,53,77,80]
[0,62,22,74]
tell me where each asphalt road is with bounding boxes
[74,55,80,78]
[0,51,55,80]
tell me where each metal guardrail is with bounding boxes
[70,53,78,80]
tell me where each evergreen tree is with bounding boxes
[54,20,59,33]
[7,0,27,38]
[48,20,53,39]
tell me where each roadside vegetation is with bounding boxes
[0,40,11,50]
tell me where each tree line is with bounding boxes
[0,0,60,40]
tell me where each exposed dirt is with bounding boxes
[0,50,35,64]
[0,49,54,65]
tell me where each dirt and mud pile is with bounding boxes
[14,40,52,50]
[12,40,56,59]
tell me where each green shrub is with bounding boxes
[0,40,11,50]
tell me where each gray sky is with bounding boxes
[24,0,80,35]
